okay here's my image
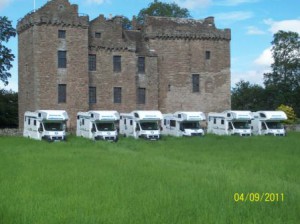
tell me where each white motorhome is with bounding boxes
[23,110,68,141]
[251,111,287,136]
[161,111,206,137]
[76,111,120,142]
[207,110,253,136]
[119,110,163,140]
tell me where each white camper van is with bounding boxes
[161,111,206,137]
[119,110,163,140]
[23,110,68,141]
[76,111,120,142]
[251,111,287,136]
[207,110,253,136]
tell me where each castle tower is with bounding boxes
[17,0,89,130]
[143,16,231,114]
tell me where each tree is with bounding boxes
[0,89,18,128]
[231,80,267,111]
[276,104,296,124]
[136,0,191,25]
[0,16,16,86]
[263,31,300,116]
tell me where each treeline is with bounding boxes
[0,89,18,128]
[232,30,300,120]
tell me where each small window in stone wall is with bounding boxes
[113,56,121,72]
[95,32,101,38]
[58,51,67,68]
[192,74,200,93]
[113,87,122,103]
[89,54,96,71]
[89,87,96,104]
[58,30,66,39]
[137,88,146,104]
[58,84,66,103]
[138,57,145,74]
[205,51,211,60]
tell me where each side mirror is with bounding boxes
[91,127,96,133]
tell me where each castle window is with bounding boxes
[58,84,66,103]
[58,51,67,68]
[89,54,96,71]
[137,88,146,104]
[95,32,101,38]
[137,57,145,74]
[58,30,66,39]
[192,74,200,92]
[205,51,211,60]
[89,87,96,104]
[113,87,122,103]
[113,56,121,72]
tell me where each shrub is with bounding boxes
[276,104,297,124]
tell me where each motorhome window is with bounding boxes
[28,118,30,125]
[58,84,67,103]
[213,118,216,124]
[82,119,85,125]
[221,119,224,125]
[137,88,146,104]
[89,87,96,104]
[182,122,200,130]
[140,122,159,130]
[34,120,36,126]
[91,114,94,118]
[44,122,64,131]
[113,56,121,72]
[130,120,133,125]
[178,114,181,118]
[38,113,41,117]
[266,122,283,129]
[192,74,200,92]
[89,54,96,71]
[96,122,115,131]
[113,87,122,103]
[134,113,139,118]
[138,57,145,74]
[227,113,230,117]
[58,51,67,68]
[170,120,176,127]
[164,119,166,125]
[232,121,250,129]
[229,123,233,130]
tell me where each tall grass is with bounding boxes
[0,133,299,224]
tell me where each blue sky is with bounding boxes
[1,0,300,91]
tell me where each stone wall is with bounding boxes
[0,129,23,136]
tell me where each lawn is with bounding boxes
[0,133,299,224]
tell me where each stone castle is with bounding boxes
[17,0,231,130]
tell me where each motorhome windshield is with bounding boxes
[266,122,284,129]
[232,121,250,129]
[43,122,64,131]
[181,121,200,130]
[96,122,115,131]
[140,122,159,130]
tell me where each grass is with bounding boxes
[0,133,299,224]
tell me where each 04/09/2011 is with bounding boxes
[233,193,284,202]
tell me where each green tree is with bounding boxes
[0,16,16,86]
[263,31,300,116]
[136,0,191,25]
[0,89,18,128]
[231,80,267,111]
[277,104,296,124]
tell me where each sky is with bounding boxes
[1,0,300,92]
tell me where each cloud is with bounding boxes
[86,0,109,5]
[215,0,259,6]
[246,26,265,35]
[231,70,266,86]
[174,0,212,10]
[264,19,300,34]
[0,0,13,10]
[254,47,273,68]
[214,11,253,23]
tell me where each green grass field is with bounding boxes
[0,133,299,224]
